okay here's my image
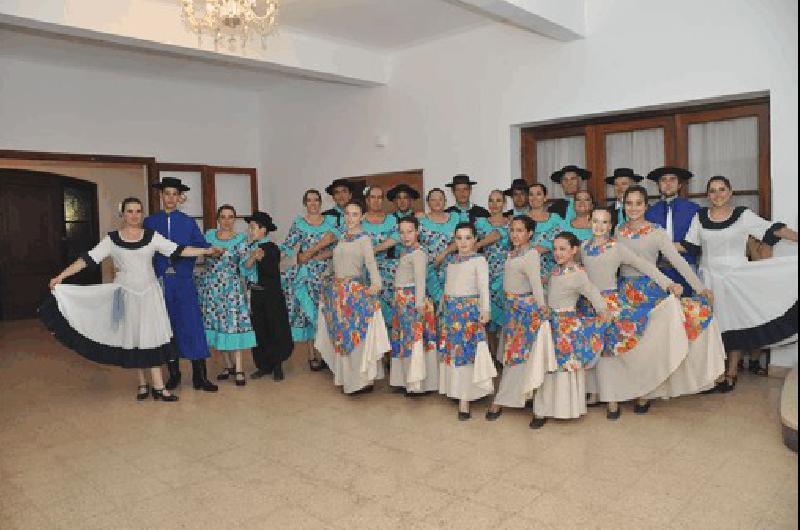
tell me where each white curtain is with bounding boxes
[536,136,585,200]
[687,116,759,196]
[604,128,664,199]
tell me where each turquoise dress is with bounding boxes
[475,217,510,330]
[531,213,567,285]
[362,214,400,323]
[197,230,257,350]
[279,215,340,342]
[563,221,593,242]
[418,212,460,306]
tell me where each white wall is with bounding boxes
[260,0,798,240]
[0,27,269,206]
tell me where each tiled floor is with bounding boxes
[0,319,797,529]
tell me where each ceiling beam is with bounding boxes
[453,0,586,41]
[0,0,388,86]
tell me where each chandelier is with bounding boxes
[179,1,279,50]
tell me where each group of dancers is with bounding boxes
[42,165,798,428]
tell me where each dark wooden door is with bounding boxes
[0,169,65,319]
[347,170,424,213]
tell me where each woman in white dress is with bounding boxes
[315,201,391,394]
[389,216,438,395]
[40,198,221,401]
[684,176,798,392]
[486,216,554,421]
[438,222,497,420]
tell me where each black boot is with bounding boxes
[192,360,218,392]
[165,360,181,390]
[273,362,284,381]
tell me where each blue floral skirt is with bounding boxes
[550,309,606,372]
[321,278,381,356]
[500,293,544,367]
[438,295,487,367]
[391,287,437,359]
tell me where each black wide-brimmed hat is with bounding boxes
[244,211,277,232]
[646,166,694,182]
[152,177,190,192]
[324,179,355,196]
[550,165,591,183]
[503,178,530,197]
[386,184,420,201]
[445,174,478,188]
[605,167,644,185]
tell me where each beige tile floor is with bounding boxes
[0,319,797,529]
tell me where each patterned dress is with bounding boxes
[418,212,460,306]
[531,213,567,285]
[197,230,257,351]
[362,214,399,324]
[279,215,340,342]
[475,217,510,331]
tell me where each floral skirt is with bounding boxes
[391,287,437,359]
[438,295,487,367]
[550,309,606,372]
[500,293,544,366]
[321,277,381,356]
[618,277,713,343]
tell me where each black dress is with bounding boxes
[249,241,294,370]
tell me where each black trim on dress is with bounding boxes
[38,294,177,368]
[698,206,747,230]
[681,240,702,256]
[170,245,186,261]
[79,251,98,269]
[109,229,155,249]
[763,223,787,246]
[721,301,798,351]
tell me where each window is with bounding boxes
[520,98,771,217]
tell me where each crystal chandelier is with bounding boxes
[179,0,279,50]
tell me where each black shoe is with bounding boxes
[165,361,182,390]
[404,390,423,397]
[216,368,233,381]
[250,369,270,379]
[136,384,150,401]
[485,408,502,421]
[152,388,179,402]
[308,359,322,372]
[191,360,219,392]
[458,411,471,421]
[235,372,246,386]
[717,380,735,393]
[319,359,329,371]
[633,401,651,415]
[606,407,621,421]
[273,363,284,381]
[529,416,547,429]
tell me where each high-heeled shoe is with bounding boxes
[606,407,621,421]
[633,401,651,414]
[485,408,503,421]
[458,411,471,421]
[216,367,233,381]
[151,388,179,402]
[235,372,246,387]
[136,384,150,401]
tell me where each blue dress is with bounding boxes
[279,215,340,342]
[197,230,256,351]
[645,198,701,295]
[417,213,460,306]
[475,217,510,331]
[143,210,210,360]
[531,213,567,285]
[362,214,399,323]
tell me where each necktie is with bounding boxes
[665,200,675,241]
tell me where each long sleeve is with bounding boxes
[152,232,180,259]
[362,237,382,290]
[412,250,427,309]
[260,243,282,283]
[618,243,672,290]
[84,235,114,267]
[656,230,705,293]
[578,271,608,313]
[279,221,302,256]
[189,220,210,249]
[523,250,546,307]
[476,257,491,315]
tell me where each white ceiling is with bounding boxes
[278,0,490,50]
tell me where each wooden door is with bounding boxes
[346,170,424,213]
[0,169,64,319]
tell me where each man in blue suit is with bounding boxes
[144,177,218,392]
[644,166,701,296]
